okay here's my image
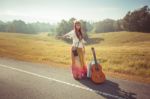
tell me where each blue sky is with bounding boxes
[0,0,150,23]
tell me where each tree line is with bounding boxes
[123,6,150,32]
[0,20,54,34]
[93,5,150,33]
[56,5,150,38]
[0,5,150,35]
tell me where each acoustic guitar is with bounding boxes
[91,47,106,84]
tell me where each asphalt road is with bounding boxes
[0,58,149,99]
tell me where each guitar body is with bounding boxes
[91,63,105,84]
[90,47,106,84]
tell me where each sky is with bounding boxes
[0,0,150,23]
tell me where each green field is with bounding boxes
[0,31,150,83]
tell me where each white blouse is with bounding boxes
[64,30,86,48]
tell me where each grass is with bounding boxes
[0,31,150,83]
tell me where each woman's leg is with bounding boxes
[71,47,81,79]
[77,48,87,77]
[71,47,87,79]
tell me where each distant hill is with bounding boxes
[89,31,150,46]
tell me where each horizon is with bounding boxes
[0,0,150,23]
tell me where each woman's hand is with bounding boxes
[56,36,65,39]
[61,34,69,38]
[56,33,71,39]
[63,35,67,38]
[58,33,69,38]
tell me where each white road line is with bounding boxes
[0,64,124,99]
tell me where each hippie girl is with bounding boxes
[60,20,87,80]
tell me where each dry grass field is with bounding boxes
[0,31,150,83]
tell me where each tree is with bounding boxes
[56,18,89,40]
[123,5,150,32]
[93,19,115,33]
[0,20,53,34]
[0,21,6,32]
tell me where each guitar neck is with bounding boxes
[91,47,98,65]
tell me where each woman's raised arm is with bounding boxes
[63,30,74,39]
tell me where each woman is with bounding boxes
[62,20,87,80]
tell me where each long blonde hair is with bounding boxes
[74,20,83,40]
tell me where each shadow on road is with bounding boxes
[78,78,137,99]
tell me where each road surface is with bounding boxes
[0,58,149,99]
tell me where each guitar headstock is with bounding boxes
[91,47,94,51]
